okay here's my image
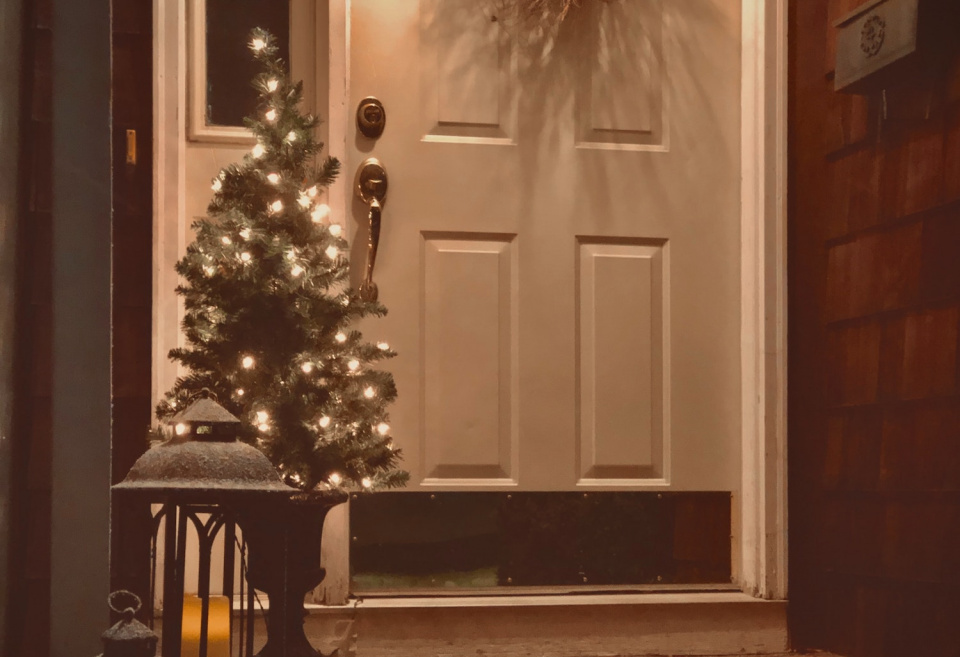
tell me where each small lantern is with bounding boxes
[169,395,241,442]
[99,590,158,657]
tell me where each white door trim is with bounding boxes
[738,0,789,600]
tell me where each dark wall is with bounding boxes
[789,1,960,655]
[6,1,152,654]
[8,0,55,652]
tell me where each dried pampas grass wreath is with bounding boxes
[487,0,611,29]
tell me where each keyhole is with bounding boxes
[363,106,382,125]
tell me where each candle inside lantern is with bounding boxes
[181,594,230,657]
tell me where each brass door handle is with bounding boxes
[354,158,388,302]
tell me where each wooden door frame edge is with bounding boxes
[739,0,789,601]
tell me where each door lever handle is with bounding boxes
[354,158,388,302]
[361,197,382,302]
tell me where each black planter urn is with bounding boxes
[240,491,348,657]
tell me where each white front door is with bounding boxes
[346,0,742,492]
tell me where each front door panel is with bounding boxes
[349,0,741,492]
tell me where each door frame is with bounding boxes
[324,0,788,601]
[153,0,788,605]
[737,0,788,601]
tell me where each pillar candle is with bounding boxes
[181,594,230,657]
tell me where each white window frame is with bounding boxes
[185,0,317,144]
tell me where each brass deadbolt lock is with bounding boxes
[357,97,386,139]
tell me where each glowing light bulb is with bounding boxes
[175,423,187,436]
[329,473,342,486]
[301,361,314,373]
[377,422,390,435]
[221,236,231,245]
[252,143,265,158]
[311,204,330,223]
[258,423,269,432]
[256,410,269,423]
[286,131,297,142]
[377,342,389,350]
[267,172,280,184]
[240,228,251,240]
[307,185,318,198]
[325,245,339,259]
[335,332,347,343]
[318,415,331,428]
[251,37,266,51]
[328,223,342,237]
[291,264,304,277]
[236,388,244,396]
[347,359,360,372]
[242,355,255,369]
[298,193,312,209]
[364,386,376,399]
[211,178,222,192]
[362,477,372,489]
[266,78,278,92]
[270,200,284,213]
[240,252,252,263]
[265,108,277,122]
[203,265,215,277]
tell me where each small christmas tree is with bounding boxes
[157,28,408,492]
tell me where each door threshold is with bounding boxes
[352,581,742,599]
[302,590,788,657]
[340,589,770,609]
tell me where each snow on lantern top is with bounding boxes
[113,396,295,501]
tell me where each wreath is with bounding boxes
[488,0,611,28]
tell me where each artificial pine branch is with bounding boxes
[157,28,408,492]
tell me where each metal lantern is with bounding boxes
[113,396,297,657]
[99,591,158,657]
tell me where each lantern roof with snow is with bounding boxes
[113,396,295,502]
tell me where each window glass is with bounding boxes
[206,0,290,127]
